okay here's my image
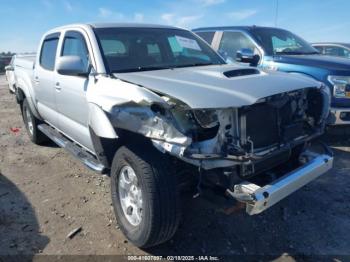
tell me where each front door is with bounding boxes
[55,30,94,152]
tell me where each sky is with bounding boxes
[0,0,349,53]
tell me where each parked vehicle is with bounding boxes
[14,23,333,247]
[5,56,15,93]
[312,43,350,59]
[5,54,36,93]
[193,26,350,125]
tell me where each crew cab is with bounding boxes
[193,26,350,125]
[6,54,36,94]
[13,23,333,248]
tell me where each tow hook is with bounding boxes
[223,188,253,215]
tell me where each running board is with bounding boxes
[38,124,106,173]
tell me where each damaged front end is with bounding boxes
[107,84,332,214]
[108,84,330,170]
[148,85,330,171]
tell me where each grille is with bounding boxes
[241,99,309,150]
[244,103,280,149]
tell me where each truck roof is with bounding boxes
[47,23,180,33]
[89,22,178,29]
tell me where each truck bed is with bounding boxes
[14,55,36,70]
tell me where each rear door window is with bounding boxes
[40,37,59,70]
[324,46,350,58]
[195,32,215,45]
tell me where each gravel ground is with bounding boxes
[0,75,349,261]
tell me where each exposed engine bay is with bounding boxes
[109,85,330,178]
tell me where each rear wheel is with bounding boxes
[111,145,181,248]
[22,99,48,144]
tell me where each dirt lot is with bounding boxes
[0,75,349,260]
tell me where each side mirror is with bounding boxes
[236,48,260,66]
[56,56,89,76]
[5,65,14,71]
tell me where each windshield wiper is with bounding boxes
[112,66,172,73]
[304,51,320,55]
[172,62,218,68]
[275,51,305,55]
[112,62,220,73]
[276,51,319,55]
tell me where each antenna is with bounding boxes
[275,0,279,27]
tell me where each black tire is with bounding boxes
[111,144,181,248]
[22,99,48,145]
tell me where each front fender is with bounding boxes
[88,103,117,139]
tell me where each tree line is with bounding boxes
[0,52,15,73]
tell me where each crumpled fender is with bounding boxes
[86,75,171,139]
[88,103,117,139]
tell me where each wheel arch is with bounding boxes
[88,103,154,168]
[16,86,43,120]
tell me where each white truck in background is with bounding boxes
[12,23,333,248]
[5,54,36,93]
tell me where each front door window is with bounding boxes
[218,31,258,62]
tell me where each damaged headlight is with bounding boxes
[328,75,350,98]
[193,109,219,128]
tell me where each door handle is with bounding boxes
[55,82,61,91]
[34,76,40,84]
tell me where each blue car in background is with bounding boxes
[193,26,350,125]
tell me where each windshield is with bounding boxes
[94,27,225,73]
[251,28,319,56]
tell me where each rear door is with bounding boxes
[34,33,60,127]
[55,30,94,151]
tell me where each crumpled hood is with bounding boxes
[114,64,320,109]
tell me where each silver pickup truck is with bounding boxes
[13,23,333,248]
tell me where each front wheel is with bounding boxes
[111,145,181,248]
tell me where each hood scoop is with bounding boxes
[223,68,260,78]
[114,64,318,109]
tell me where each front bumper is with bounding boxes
[227,150,333,215]
[329,107,350,125]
